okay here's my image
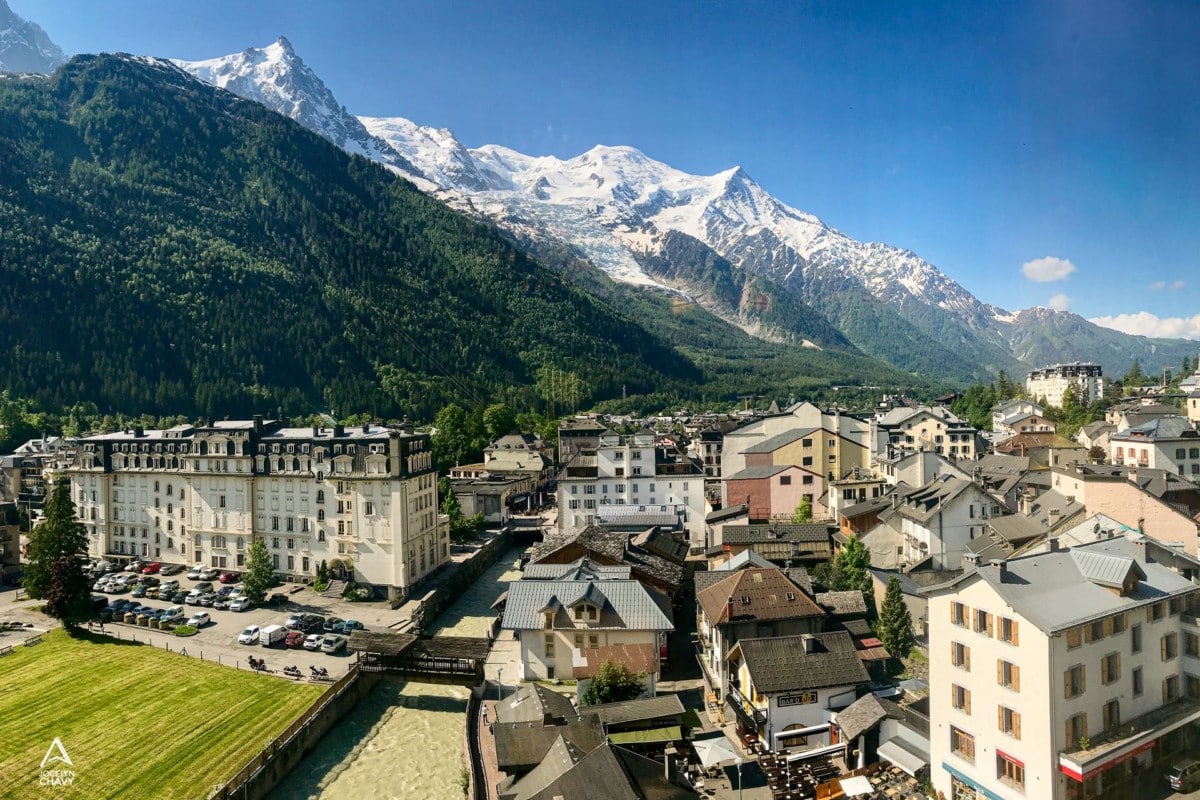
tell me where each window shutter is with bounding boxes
[1012,619,1019,646]
[1013,663,1021,692]
[997,705,1004,731]
[1116,653,1121,682]
[997,658,1003,685]
[1084,625,1093,644]
[1064,669,1071,700]
[965,645,971,671]
[1162,635,1168,662]
[987,614,994,638]
[1148,606,1154,623]
[1104,617,1114,636]
[951,602,957,622]
[965,689,971,715]
[1082,666,1086,695]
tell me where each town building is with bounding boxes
[525,525,683,598]
[1109,416,1200,476]
[928,537,1200,800]
[720,402,870,484]
[557,417,609,466]
[886,476,1002,571]
[872,406,983,461]
[500,577,673,684]
[1026,362,1107,408]
[448,473,535,527]
[58,418,445,599]
[556,430,706,548]
[991,400,1054,438]
[722,464,829,525]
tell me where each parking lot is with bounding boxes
[81,563,405,680]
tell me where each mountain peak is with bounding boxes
[273,35,295,54]
[0,0,67,74]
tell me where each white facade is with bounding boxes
[930,550,1200,800]
[61,419,446,598]
[557,431,706,547]
[1026,363,1107,408]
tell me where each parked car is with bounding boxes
[320,635,347,654]
[161,606,185,624]
[1168,761,1200,792]
[218,572,240,584]
[170,590,190,604]
[265,592,288,606]
[160,563,185,576]
[212,598,232,611]
[229,586,246,598]
[323,617,345,633]
[187,567,204,580]
[284,630,306,649]
[215,586,236,600]
[238,625,261,645]
[131,584,148,598]
[159,580,180,594]
[197,568,219,581]
[302,633,323,650]
[301,615,326,633]
[141,562,161,575]
[336,619,364,634]
[186,612,211,628]
[193,581,214,593]
[126,560,145,572]
[137,576,160,587]
[96,560,115,573]
[284,613,305,630]
[93,579,111,592]
[108,582,129,594]
[197,593,217,607]
[229,597,253,612]
[184,591,203,606]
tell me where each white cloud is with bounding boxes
[1089,311,1200,340]
[1150,280,1167,290]
[1021,256,1076,282]
[1172,280,1186,290]
[1048,293,1071,311]
[1149,279,1185,291]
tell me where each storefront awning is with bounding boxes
[1058,698,1200,782]
[774,723,829,744]
[878,738,927,777]
[608,725,682,745]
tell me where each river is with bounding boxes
[268,546,524,800]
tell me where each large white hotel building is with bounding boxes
[58,417,447,599]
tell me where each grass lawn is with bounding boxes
[0,628,324,800]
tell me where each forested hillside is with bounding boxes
[0,55,700,419]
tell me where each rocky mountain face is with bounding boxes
[0,0,65,74]
[174,37,1200,381]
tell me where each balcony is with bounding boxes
[726,682,767,727]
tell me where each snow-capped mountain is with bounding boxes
[0,0,65,74]
[180,38,1199,379]
[173,38,424,181]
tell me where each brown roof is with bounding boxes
[573,643,661,680]
[696,567,824,625]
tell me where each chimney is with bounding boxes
[333,424,345,437]
[664,745,678,782]
[803,636,818,654]
[312,425,320,438]
[401,416,414,434]
[1048,536,1060,552]
[362,423,371,434]
[252,414,264,435]
[133,426,144,438]
[990,559,1007,582]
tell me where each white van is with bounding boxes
[259,624,287,647]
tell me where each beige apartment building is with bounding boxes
[59,418,446,599]
[929,537,1200,800]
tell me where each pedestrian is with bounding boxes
[482,705,489,727]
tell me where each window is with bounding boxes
[1187,633,1200,658]
[1163,633,1179,661]
[272,537,280,549]
[1188,675,1200,699]
[999,617,1019,645]
[950,727,975,763]
[544,634,555,656]
[1102,653,1121,685]
[574,607,583,620]
[588,634,599,648]
[952,642,970,670]
[998,659,1020,691]
[951,684,971,713]
[998,706,1021,739]
[1149,602,1165,622]
[951,602,969,627]
[1088,620,1105,643]
[1103,699,1120,730]
[286,538,295,550]
[1065,713,1088,748]
[1065,664,1085,698]
[996,752,1024,789]
[574,633,584,648]
[1164,675,1180,703]
[1132,624,1143,653]
[272,516,279,531]
[1133,667,1144,696]
[1067,627,1083,649]
[975,609,992,636]
[779,475,792,485]
[1111,613,1127,635]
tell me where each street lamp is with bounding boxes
[496,667,503,702]
[735,756,743,800]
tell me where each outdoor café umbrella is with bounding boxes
[693,737,740,771]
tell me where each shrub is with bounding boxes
[343,582,374,602]
[172,625,198,637]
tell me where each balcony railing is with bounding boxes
[727,682,767,726]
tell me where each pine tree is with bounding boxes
[242,536,275,603]
[877,576,915,658]
[24,478,92,631]
[581,656,645,705]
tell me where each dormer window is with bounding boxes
[544,611,554,629]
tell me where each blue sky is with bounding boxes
[15,0,1200,337]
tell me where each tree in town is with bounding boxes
[876,576,916,658]
[23,478,92,631]
[483,403,518,442]
[317,560,329,584]
[1088,445,1107,464]
[814,534,876,617]
[438,478,484,542]
[790,496,813,524]
[581,657,646,705]
[242,536,275,603]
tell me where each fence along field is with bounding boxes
[0,628,322,800]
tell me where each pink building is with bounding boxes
[723,464,828,523]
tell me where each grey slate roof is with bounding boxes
[784,567,814,596]
[721,523,831,545]
[1111,415,1198,442]
[496,683,579,725]
[725,465,794,481]
[928,536,1196,633]
[816,591,868,618]
[892,476,974,524]
[582,693,686,727]
[742,428,818,454]
[528,526,684,589]
[521,558,633,581]
[836,693,892,742]
[501,580,674,632]
[732,631,870,694]
[631,528,690,564]
[493,718,606,772]
[706,503,749,524]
